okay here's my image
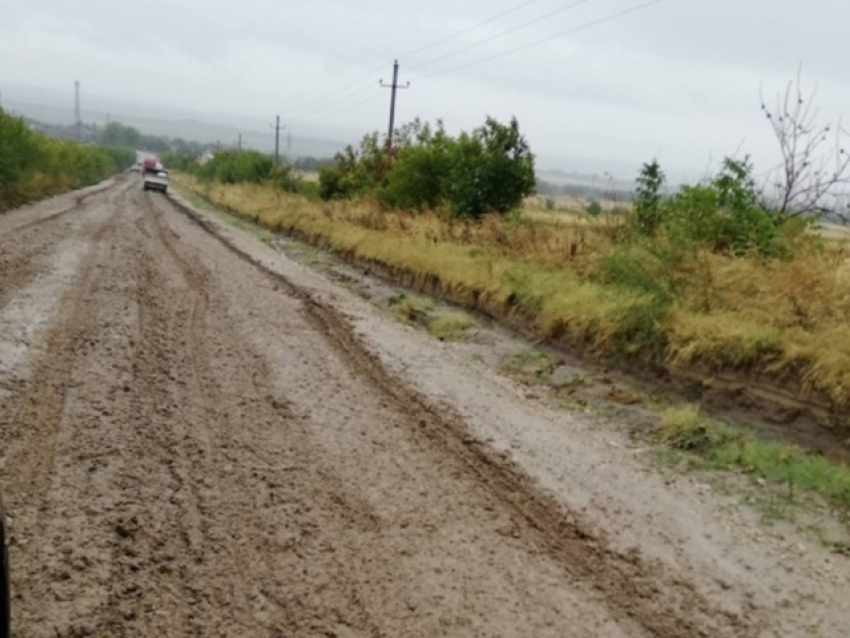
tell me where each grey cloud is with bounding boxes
[1,0,846,177]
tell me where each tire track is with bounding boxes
[140,190,387,636]
[0,179,120,240]
[0,183,132,499]
[164,193,753,638]
[0,179,129,311]
[0,183,140,637]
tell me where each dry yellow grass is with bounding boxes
[177,175,850,412]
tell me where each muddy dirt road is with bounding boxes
[0,177,847,637]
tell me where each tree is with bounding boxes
[318,132,387,200]
[318,116,536,218]
[378,120,451,210]
[634,160,666,234]
[99,122,142,149]
[761,69,850,223]
[443,116,536,219]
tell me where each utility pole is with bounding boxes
[273,115,283,166]
[380,60,409,154]
[74,80,82,141]
[237,132,242,151]
[286,128,292,155]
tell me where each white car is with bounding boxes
[142,162,169,193]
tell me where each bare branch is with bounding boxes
[761,69,850,223]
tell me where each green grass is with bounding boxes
[501,349,556,386]
[427,312,476,341]
[510,349,551,367]
[388,293,476,340]
[174,175,850,414]
[388,292,435,323]
[657,405,850,517]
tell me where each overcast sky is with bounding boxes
[1,0,847,177]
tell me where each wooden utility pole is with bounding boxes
[237,132,242,151]
[274,115,282,166]
[274,115,280,165]
[380,60,409,153]
[74,80,82,141]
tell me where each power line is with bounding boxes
[283,81,376,122]
[412,0,664,83]
[289,93,385,129]
[285,1,595,128]
[291,0,662,131]
[278,1,557,122]
[407,0,596,73]
[279,64,385,120]
[398,0,547,60]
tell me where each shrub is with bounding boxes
[633,160,666,235]
[318,164,349,200]
[0,108,134,211]
[318,133,386,201]
[318,116,536,219]
[442,117,536,219]
[197,150,276,184]
[377,121,450,210]
[586,200,602,216]
[629,157,787,257]
[161,150,199,173]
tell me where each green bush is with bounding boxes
[197,150,276,184]
[318,134,386,201]
[160,150,199,173]
[633,160,666,235]
[442,117,536,219]
[586,200,602,216]
[0,108,134,211]
[629,157,785,257]
[318,164,349,200]
[296,180,321,200]
[268,165,301,194]
[318,116,536,219]
[192,149,315,196]
[377,121,450,210]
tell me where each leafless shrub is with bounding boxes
[761,69,850,223]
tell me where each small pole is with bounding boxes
[274,115,280,166]
[74,80,82,141]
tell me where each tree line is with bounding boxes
[0,109,135,211]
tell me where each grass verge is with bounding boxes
[173,174,850,426]
[427,312,476,341]
[656,405,850,520]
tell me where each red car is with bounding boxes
[141,157,158,173]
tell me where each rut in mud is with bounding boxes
[0,177,790,636]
